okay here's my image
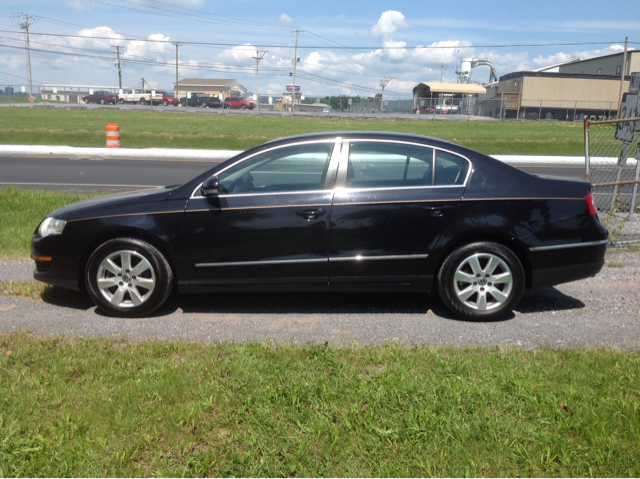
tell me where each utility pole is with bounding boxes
[173,43,182,100]
[380,77,393,112]
[440,64,444,83]
[113,45,124,89]
[291,29,303,112]
[251,50,268,111]
[19,14,34,101]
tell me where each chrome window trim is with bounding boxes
[341,138,473,188]
[529,239,608,252]
[190,139,340,199]
[217,189,330,198]
[333,184,465,194]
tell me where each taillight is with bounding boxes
[585,193,597,216]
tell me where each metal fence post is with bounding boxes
[538,100,542,120]
[584,118,590,181]
[629,157,640,222]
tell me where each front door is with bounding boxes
[184,140,339,289]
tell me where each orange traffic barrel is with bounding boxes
[106,124,120,148]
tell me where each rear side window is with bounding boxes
[435,150,469,186]
[347,142,433,188]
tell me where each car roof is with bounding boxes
[263,131,455,147]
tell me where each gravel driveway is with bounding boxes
[1,248,639,350]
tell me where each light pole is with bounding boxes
[380,77,393,112]
[291,29,303,111]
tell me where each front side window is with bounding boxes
[347,142,433,188]
[217,142,334,194]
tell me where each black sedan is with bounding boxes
[31,132,608,320]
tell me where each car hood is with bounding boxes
[47,187,177,221]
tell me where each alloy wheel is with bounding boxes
[452,253,513,311]
[96,250,156,308]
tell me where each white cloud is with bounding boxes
[217,43,257,63]
[371,11,408,39]
[279,13,292,24]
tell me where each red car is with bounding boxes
[82,91,117,105]
[157,91,180,106]
[223,96,254,110]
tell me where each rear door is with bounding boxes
[328,140,470,285]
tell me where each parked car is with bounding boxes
[223,96,254,109]
[180,93,222,108]
[156,91,179,107]
[118,88,162,105]
[31,132,608,319]
[82,91,116,105]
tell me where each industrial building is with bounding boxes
[478,51,639,120]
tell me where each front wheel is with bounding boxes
[437,242,524,321]
[86,238,173,317]
[140,98,147,105]
[100,99,105,105]
[200,101,207,108]
[84,98,89,104]
[119,98,125,104]
[163,100,168,106]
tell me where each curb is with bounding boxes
[0,145,636,167]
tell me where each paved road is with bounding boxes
[1,249,638,349]
[0,156,585,193]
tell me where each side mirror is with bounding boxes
[202,176,220,197]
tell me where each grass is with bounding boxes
[0,108,587,155]
[0,188,99,260]
[0,280,47,299]
[0,332,639,477]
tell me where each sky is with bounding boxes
[0,0,638,99]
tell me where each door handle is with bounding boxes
[295,208,326,220]
[422,204,453,216]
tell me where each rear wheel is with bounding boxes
[200,101,207,108]
[140,98,147,105]
[437,242,524,321]
[84,98,89,104]
[163,100,168,106]
[119,98,125,104]
[86,238,173,317]
[100,99,105,105]
[241,104,246,110]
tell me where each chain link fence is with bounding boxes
[585,118,640,234]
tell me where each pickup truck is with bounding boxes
[179,93,222,108]
[223,96,255,110]
[117,88,163,105]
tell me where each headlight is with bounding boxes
[38,217,67,238]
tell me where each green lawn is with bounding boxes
[0,333,638,477]
[0,188,99,260]
[0,108,586,155]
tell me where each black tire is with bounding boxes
[119,98,125,105]
[84,98,89,104]
[437,241,524,321]
[241,104,246,110]
[200,101,207,108]
[85,238,173,317]
[140,98,147,105]
[100,99,105,105]
[163,100,168,106]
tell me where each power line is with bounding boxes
[0,30,630,50]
